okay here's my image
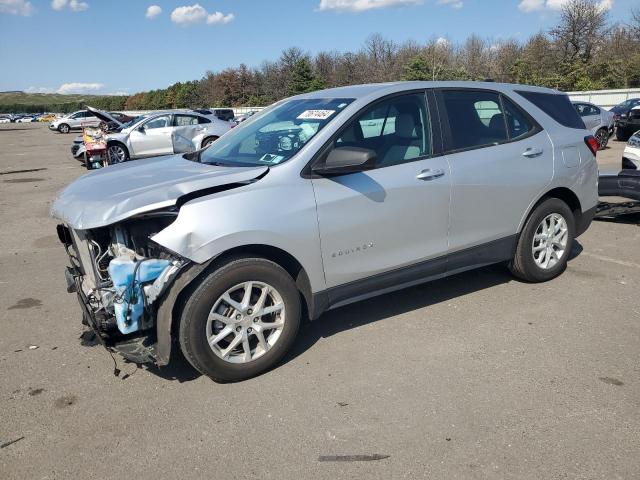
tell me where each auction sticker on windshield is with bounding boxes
[297,110,335,120]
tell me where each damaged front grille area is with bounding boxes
[58,213,185,362]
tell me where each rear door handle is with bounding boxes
[416,168,445,181]
[522,147,543,158]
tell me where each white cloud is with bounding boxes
[520,0,612,12]
[435,36,449,46]
[0,0,34,15]
[69,0,88,11]
[437,0,462,9]
[52,0,88,12]
[56,82,104,94]
[170,4,234,26]
[146,4,161,19]
[318,0,422,13]
[206,11,234,24]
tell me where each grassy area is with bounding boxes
[0,92,104,106]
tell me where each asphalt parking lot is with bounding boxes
[1,123,638,479]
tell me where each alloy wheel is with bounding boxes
[206,281,285,364]
[532,213,568,270]
[107,145,127,163]
[595,129,608,149]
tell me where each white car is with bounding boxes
[100,110,232,162]
[0,117,10,124]
[49,110,101,134]
[572,101,614,149]
[623,131,640,170]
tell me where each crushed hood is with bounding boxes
[51,154,268,230]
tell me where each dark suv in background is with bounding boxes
[611,98,640,140]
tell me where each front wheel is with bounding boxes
[58,123,70,134]
[201,136,218,149]
[107,143,129,163]
[179,257,301,382]
[509,198,575,283]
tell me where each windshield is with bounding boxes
[200,98,354,166]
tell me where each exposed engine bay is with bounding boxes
[58,212,185,361]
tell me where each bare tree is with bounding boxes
[550,0,609,64]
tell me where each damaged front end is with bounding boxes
[57,211,185,364]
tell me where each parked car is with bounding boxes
[70,135,86,160]
[15,115,36,123]
[616,106,640,142]
[0,117,10,124]
[610,98,640,140]
[102,111,231,162]
[51,81,598,382]
[234,110,259,124]
[622,130,640,170]
[572,101,613,149]
[194,108,235,122]
[49,110,100,133]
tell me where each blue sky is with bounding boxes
[0,0,636,95]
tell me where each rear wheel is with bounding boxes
[595,128,609,150]
[179,257,301,382]
[510,198,575,283]
[58,123,70,134]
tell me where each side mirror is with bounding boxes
[312,146,377,176]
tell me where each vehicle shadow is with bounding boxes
[148,241,586,383]
[595,212,640,225]
[284,263,514,366]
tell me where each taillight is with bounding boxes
[584,135,598,156]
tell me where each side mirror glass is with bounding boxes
[312,146,377,176]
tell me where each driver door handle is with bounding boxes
[416,168,445,181]
[522,147,543,158]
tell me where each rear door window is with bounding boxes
[516,91,585,129]
[502,96,534,139]
[440,90,508,151]
[174,114,199,127]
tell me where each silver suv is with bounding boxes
[52,82,598,382]
[50,110,100,133]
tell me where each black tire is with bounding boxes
[615,127,630,141]
[179,257,301,382]
[509,198,575,283]
[202,136,218,149]
[58,123,70,134]
[595,128,609,150]
[107,143,129,163]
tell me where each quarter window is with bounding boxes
[334,93,431,168]
[441,90,508,150]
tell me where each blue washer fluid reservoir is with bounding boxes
[108,256,171,334]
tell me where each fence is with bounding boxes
[566,88,640,109]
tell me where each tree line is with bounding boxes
[5,0,640,114]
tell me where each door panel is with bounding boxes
[313,159,451,288]
[438,89,554,252]
[130,115,173,157]
[311,91,451,289]
[446,132,552,251]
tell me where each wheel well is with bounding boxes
[170,245,314,340]
[524,187,582,231]
[106,140,129,154]
[202,136,219,148]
